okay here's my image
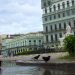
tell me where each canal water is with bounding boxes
[0,61,75,75]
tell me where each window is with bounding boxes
[55,24,57,30]
[25,40,26,46]
[46,35,48,43]
[72,0,74,6]
[54,14,56,19]
[62,12,65,17]
[39,40,41,43]
[58,4,60,10]
[59,23,61,29]
[72,9,75,15]
[55,34,58,41]
[45,17,47,21]
[49,8,52,12]
[58,13,60,18]
[44,2,46,7]
[68,21,71,27]
[53,5,56,11]
[67,10,70,16]
[51,35,53,42]
[34,40,36,45]
[49,15,52,20]
[48,1,51,6]
[59,33,62,38]
[45,8,47,13]
[39,40,41,45]
[46,26,48,32]
[67,1,70,7]
[74,20,75,27]
[64,22,66,29]
[29,40,31,45]
[62,2,65,8]
[74,32,75,35]
[50,25,53,31]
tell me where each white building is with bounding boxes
[41,0,75,48]
[2,32,44,56]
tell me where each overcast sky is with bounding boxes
[0,0,43,34]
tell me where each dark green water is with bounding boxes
[0,61,75,75]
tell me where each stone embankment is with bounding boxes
[0,52,68,61]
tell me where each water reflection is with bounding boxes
[0,61,75,75]
[43,69,51,75]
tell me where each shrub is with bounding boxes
[64,35,75,56]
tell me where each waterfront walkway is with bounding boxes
[0,52,68,62]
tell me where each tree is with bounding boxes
[64,35,75,56]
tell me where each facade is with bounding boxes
[0,35,2,55]
[41,0,75,48]
[2,32,44,56]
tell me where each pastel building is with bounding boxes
[41,0,75,48]
[2,32,44,56]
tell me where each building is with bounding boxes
[0,35,2,55]
[2,32,44,56]
[41,0,75,48]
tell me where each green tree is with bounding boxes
[64,35,75,56]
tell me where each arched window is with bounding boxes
[67,1,70,7]
[53,5,56,11]
[58,4,60,10]
[29,40,31,45]
[34,40,36,45]
[39,40,41,45]
[62,2,65,8]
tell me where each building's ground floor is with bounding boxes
[1,45,44,56]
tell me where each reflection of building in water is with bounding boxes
[35,67,66,75]
[43,69,51,75]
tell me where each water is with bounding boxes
[0,61,75,75]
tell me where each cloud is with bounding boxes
[0,0,43,34]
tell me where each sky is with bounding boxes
[0,0,43,34]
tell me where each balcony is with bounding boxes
[44,29,65,34]
[42,5,75,16]
[43,15,75,25]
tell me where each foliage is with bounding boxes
[64,35,75,56]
